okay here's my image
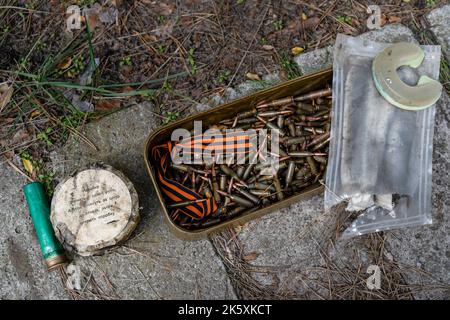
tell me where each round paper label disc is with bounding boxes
[51,165,139,256]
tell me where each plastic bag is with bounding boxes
[325,34,441,238]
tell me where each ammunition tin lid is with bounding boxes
[50,163,139,256]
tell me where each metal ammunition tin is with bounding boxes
[144,68,332,240]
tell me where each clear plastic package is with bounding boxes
[325,34,441,238]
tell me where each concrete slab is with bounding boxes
[384,92,450,299]
[48,102,236,299]
[427,5,450,61]
[294,46,333,75]
[358,23,417,43]
[0,161,69,299]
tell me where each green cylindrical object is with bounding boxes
[23,182,67,270]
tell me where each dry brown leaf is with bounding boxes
[142,34,157,43]
[285,19,299,33]
[302,16,320,29]
[57,57,72,70]
[30,110,41,118]
[246,72,261,81]
[291,46,304,56]
[388,16,402,23]
[0,84,13,112]
[243,252,259,262]
[88,12,100,30]
[352,19,361,27]
[380,14,388,27]
[95,99,121,111]
[277,16,319,38]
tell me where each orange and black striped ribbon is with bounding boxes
[152,142,217,220]
[171,131,257,158]
[152,132,256,220]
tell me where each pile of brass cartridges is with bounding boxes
[168,86,332,230]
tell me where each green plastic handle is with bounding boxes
[23,182,64,260]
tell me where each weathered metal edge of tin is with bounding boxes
[144,68,332,240]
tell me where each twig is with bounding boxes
[3,156,33,182]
